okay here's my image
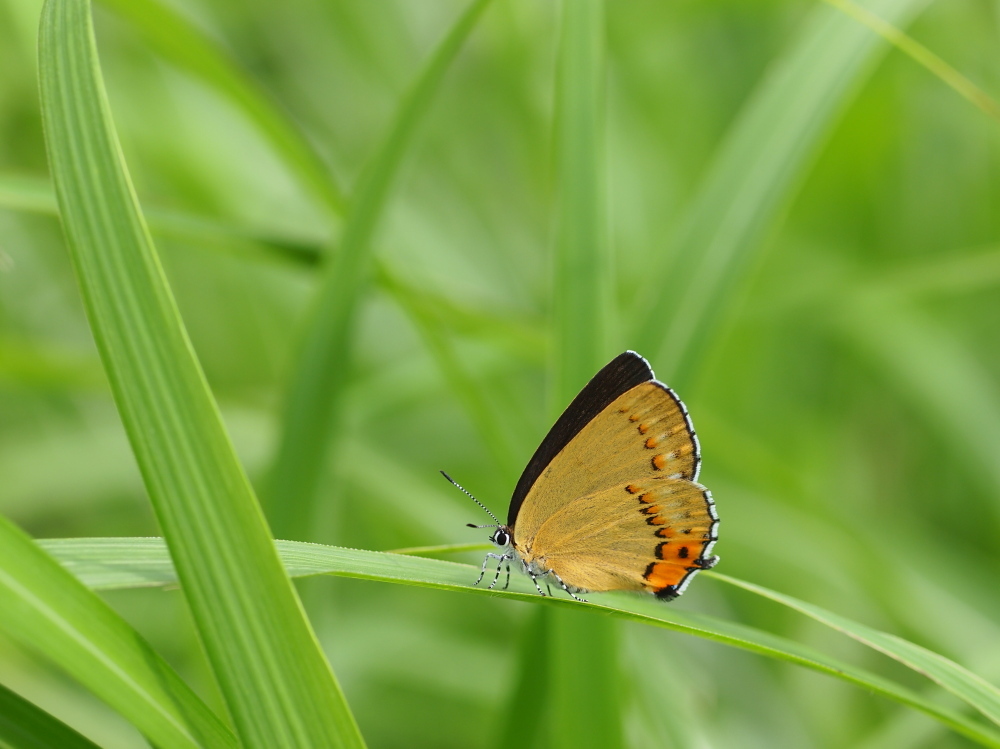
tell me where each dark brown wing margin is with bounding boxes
[507,351,655,526]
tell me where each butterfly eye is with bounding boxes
[492,530,510,547]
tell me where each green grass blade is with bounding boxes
[0,172,325,264]
[264,0,494,541]
[551,0,613,400]
[0,681,101,749]
[97,0,345,215]
[546,2,620,748]
[633,0,930,389]
[0,519,236,749]
[494,607,550,749]
[37,1,365,746]
[712,572,1000,729]
[824,0,1000,124]
[39,537,1000,749]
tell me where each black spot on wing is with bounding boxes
[507,351,654,527]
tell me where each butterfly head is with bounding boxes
[489,526,513,549]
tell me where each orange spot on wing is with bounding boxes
[655,527,674,538]
[643,562,686,589]
[637,423,650,434]
[625,484,641,494]
[640,504,662,515]
[644,436,659,449]
[645,515,667,526]
[629,414,640,422]
[652,454,667,470]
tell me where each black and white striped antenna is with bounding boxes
[440,471,501,528]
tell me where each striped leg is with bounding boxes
[475,552,508,586]
[487,554,509,590]
[549,570,588,603]
[528,571,547,597]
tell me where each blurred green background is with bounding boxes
[2,0,1000,747]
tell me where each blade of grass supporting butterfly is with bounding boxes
[40,538,1000,748]
[96,0,346,215]
[264,0,494,542]
[632,0,930,390]
[37,1,365,746]
[0,681,102,749]
[0,519,237,749]
[710,572,1000,729]
[544,2,621,748]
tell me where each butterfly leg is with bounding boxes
[487,553,508,590]
[475,552,507,586]
[528,571,547,597]
[550,570,588,603]
[502,561,511,591]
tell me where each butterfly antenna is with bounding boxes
[440,471,501,528]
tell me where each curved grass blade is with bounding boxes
[264,0,494,541]
[97,0,345,214]
[711,572,1000,729]
[633,0,930,390]
[39,537,1000,749]
[0,519,236,749]
[0,171,327,265]
[824,0,1000,124]
[0,681,101,749]
[38,1,364,746]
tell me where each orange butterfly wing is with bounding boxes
[520,478,717,598]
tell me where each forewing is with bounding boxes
[512,380,700,543]
[527,478,719,598]
[507,351,654,526]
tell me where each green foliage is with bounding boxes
[1,0,999,746]
[0,682,102,749]
[37,0,363,745]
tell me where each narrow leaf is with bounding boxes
[824,0,1000,124]
[633,0,931,389]
[0,681,101,749]
[37,0,364,746]
[40,537,1000,749]
[713,572,1000,730]
[0,519,236,749]
[265,0,494,541]
[547,2,620,748]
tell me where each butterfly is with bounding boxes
[447,351,719,602]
